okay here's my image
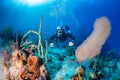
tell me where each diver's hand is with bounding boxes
[50,43,54,47]
[68,41,74,46]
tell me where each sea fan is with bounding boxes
[75,17,111,62]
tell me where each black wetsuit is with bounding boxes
[49,29,75,43]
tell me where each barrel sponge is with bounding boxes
[75,17,111,62]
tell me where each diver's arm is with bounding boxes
[67,33,75,41]
[49,34,57,47]
[49,34,57,43]
[67,33,75,46]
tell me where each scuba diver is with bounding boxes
[49,25,75,47]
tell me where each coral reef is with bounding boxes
[0,16,49,80]
[1,16,120,80]
[0,26,15,41]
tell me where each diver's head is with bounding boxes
[57,26,63,36]
[57,26,62,30]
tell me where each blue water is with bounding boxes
[0,0,119,46]
[0,0,120,54]
[0,0,120,79]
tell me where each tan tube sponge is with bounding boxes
[75,17,111,62]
